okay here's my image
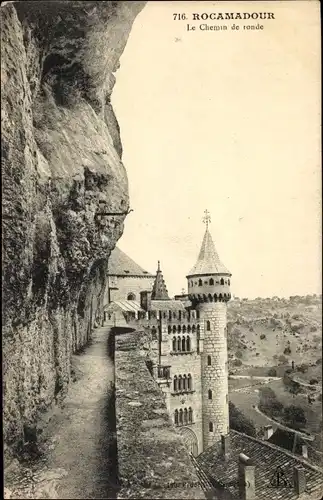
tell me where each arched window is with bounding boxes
[188,407,193,423]
[169,310,172,320]
[127,293,136,300]
[173,376,178,392]
[208,389,212,400]
[179,311,182,320]
[188,374,192,390]
[220,278,224,285]
[179,409,183,424]
[151,327,157,339]
[172,337,177,351]
[182,336,186,351]
[178,325,181,333]
[173,325,177,333]
[178,375,183,391]
[197,332,200,355]
[184,408,188,424]
[209,422,213,432]
[174,410,178,425]
[186,336,191,352]
[228,279,231,285]
[177,336,181,351]
[209,278,214,285]
[182,325,186,333]
[206,320,211,331]
[196,310,200,319]
[192,324,196,333]
[198,279,203,286]
[168,325,172,334]
[207,355,211,366]
[183,375,187,391]
[187,325,191,333]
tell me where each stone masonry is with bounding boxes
[199,302,229,448]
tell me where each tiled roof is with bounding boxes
[187,228,231,276]
[197,430,323,500]
[104,300,144,313]
[151,261,170,300]
[150,300,186,312]
[108,247,155,277]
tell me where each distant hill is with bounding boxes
[227,295,322,372]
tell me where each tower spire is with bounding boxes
[151,261,170,300]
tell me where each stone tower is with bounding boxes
[187,211,232,449]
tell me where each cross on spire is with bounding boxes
[203,209,211,229]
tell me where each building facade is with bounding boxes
[104,246,155,304]
[133,221,232,456]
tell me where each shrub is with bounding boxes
[310,326,318,332]
[259,387,284,419]
[296,364,308,373]
[283,405,306,429]
[278,355,288,364]
[233,359,242,367]
[268,368,277,377]
[284,347,291,355]
[316,358,322,365]
[309,378,318,385]
[235,350,243,359]
[229,402,256,437]
[260,334,266,340]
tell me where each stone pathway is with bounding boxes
[5,325,117,499]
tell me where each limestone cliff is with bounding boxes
[1,0,145,451]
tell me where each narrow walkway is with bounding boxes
[6,325,117,499]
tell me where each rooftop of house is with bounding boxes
[108,247,155,277]
[150,299,186,312]
[197,430,323,500]
[104,300,144,313]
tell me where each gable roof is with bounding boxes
[187,228,231,277]
[108,247,155,277]
[197,430,323,500]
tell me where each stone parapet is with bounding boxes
[115,329,206,499]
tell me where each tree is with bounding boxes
[268,368,277,377]
[235,350,243,359]
[283,405,306,429]
[229,402,256,437]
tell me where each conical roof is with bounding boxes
[151,261,170,300]
[187,228,231,276]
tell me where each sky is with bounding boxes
[111,1,321,299]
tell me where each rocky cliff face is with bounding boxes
[2,0,145,451]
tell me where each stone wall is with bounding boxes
[114,329,206,499]
[106,275,155,304]
[198,302,230,447]
[2,0,145,452]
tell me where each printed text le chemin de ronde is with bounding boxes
[173,12,275,32]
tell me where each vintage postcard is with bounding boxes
[2,0,322,499]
